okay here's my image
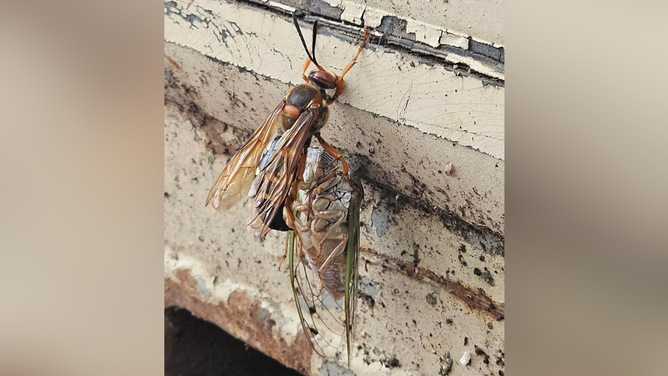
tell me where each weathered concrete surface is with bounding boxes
[164,1,504,375]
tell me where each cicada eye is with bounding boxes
[308,70,338,90]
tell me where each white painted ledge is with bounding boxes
[164,0,505,160]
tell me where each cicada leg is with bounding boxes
[343,178,362,367]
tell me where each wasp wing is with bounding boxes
[248,104,319,238]
[205,100,286,211]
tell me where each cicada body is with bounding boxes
[287,147,363,365]
[205,14,369,239]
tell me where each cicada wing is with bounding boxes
[288,230,348,360]
[205,100,286,211]
[344,175,363,365]
[248,105,319,238]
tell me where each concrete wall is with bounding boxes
[164,0,504,375]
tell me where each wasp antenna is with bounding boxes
[311,19,319,67]
[292,13,316,65]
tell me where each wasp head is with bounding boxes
[294,15,339,91]
[308,69,338,91]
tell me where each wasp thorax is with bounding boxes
[308,70,338,90]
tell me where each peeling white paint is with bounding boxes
[267,1,296,13]
[459,351,471,366]
[440,31,469,50]
[321,0,343,8]
[338,0,504,45]
[445,54,504,80]
[255,0,501,49]
[341,1,365,25]
[362,7,387,28]
[355,3,498,48]
[405,19,443,48]
[446,28,471,39]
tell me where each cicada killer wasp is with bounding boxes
[205,14,369,240]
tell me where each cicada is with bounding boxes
[286,146,363,365]
[205,14,369,238]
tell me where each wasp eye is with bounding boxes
[309,70,337,90]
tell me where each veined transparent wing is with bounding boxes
[248,104,319,238]
[205,100,285,211]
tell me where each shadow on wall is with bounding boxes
[165,307,303,376]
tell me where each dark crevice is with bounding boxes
[165,307,304,376]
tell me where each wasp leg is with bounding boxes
[331,27,369,102]
[278,200,297,271]
[315,134,349,175]
[301,57,311,83]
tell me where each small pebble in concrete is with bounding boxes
[459,351,471,366]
